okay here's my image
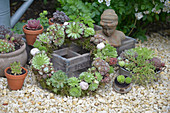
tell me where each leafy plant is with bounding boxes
[79,72,95,83]
[95,44,118,60]
[34,23,65,53]
[46,70,68,90]
[0,25,10,39]
[125,77,132,84]
[69,86,81,97]
[0,39,15,53]
[92,57,110,76]
[65,22,84,40]
[118,47,165,86]
[0,25,24,53]
[117,75,125,84]
[26,19,41,30]
[51,10,69,24]
[11,22,25,34]
[89,83,99,91]
[84,27,95,37]
[58,0,168,41]
[94,72,103,82]
[31,52,50,70]
[67,77,80,87]
[37,10,49,29]
[57,0,95,28]
[10,61,22,75]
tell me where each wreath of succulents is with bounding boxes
[31,22,118,97]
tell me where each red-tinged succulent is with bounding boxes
[109,58,117,65]
[150,57,163,69]
[101,76,111,83]
[26,19,41,30]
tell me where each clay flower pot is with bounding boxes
[0,43,27,77]
[49,18,54,25]
[113,75,132,94]
[23,25,44,46]
[5,67,28,90]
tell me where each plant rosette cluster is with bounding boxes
[118,47,166,86]
[0,25,24,54]
[30,23,117,97]
[33,22,95,53]
[50,10,70,24]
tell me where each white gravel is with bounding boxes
[0,32,169,113]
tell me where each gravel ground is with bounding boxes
[0,32,169,113]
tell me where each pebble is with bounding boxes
[0,32,169,112]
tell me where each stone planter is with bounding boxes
[52,45,91,77]
[119,66,165,77]
[113,75,132,94]
[0,43,27,77]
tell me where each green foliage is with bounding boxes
[34,24,65,53]
[125,77,132,84]
[69,86,81,97]
[95,44,118,60]
[84,27,95,37]
[46,70,68,90]
[10,61,22,75]
[117,75,125,84]
[95,72,103,82]
[109,66,114,74]
[57,0,95,28]
[118,47,157,86]
[133,47,154,60]
[11,22,25,34]
[89,83,99,91]
[67,77,80,87]
[58,0,168,41]
[0,39,15,53]
[37,10,49,29]
[31,52,50,70]
[65,22,84,40]
[79,72,95,83]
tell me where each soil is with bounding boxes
[7,68,26,76]
[10,0,58,22]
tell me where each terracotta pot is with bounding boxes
[113,75,132,94]
[49,18,64,26]
[5,67,28,90]
[49,18,54,25]
[23,25,44,46]
[0,43,27,77]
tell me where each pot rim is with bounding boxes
[23,25,44,34]
[4,67,28,79]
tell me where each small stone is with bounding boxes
[98,98,105,103]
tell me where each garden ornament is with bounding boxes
[97,9,126,47]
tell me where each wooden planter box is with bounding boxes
[52,45,91,77]
[116,36,136,55]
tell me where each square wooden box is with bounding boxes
[51,45,91,77]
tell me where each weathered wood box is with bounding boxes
[52,45,91,77]
[116,36,136,55]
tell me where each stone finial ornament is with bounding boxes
[96,9,126,47]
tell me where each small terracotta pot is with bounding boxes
[5,67,28,90]
[49,18,63,26]
[49,18,54,25]
[23,25,44,46]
